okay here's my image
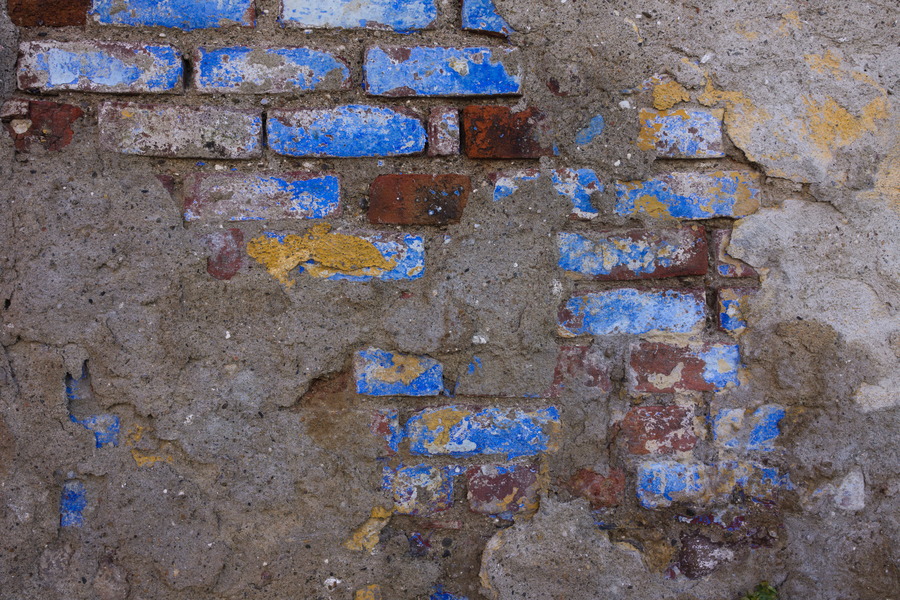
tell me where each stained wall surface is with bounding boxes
[0,1,898,599]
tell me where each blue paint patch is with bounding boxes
[23,43,181,92]
[431,585,469,600]
[492,169,540,201]
[60,480,87,527]
[723,461,793,498]
[638,108,724,158]
[697,344,741,389]
[195,46,349,92]
[467,356,483,375]
[550,168,603,219]
[406,406,560,459]
[558,288,706,336]
[383,464,454,515]
[557,232,682,277]
[719,298,746,332]
[575,115,605,145]
[615,171,760,219]
[637,462,706,509]
[91,0,254,30]
[711,408,744,449]
[364,47,521,96]
[267,105,426,157]
[70,414,120,448]
[355,348,444,396]
[747,405,785,451]
[462,0,513,36]
[281,0,437,32]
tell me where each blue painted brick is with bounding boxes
[194,46,350,94]
[91,0,255,30]
[637,108,724,158]
[18,41,182,93]
[615,171,761,219]
[383,464,454,515]
[267,105,426,157]
[60,480,87,527]
[364,46,522,96]
[712,405,785,452]
[355,348,443,396]
[462,0,513,36]
[637,461,708,509]
[405,406,560,459]
[184,172,341,221]
[281,0,437,31]
[747,405,785,451]
[558,288,707,336]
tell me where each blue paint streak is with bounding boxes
[268,105,426,157]
[641,109,723,157]
[559,288,705,335]
[31,46,181,91]
[557,232,679,277]
[196,47,349,91]
[720,298,747,332]
[493,170,540,201]
[431,585,469,600]
[614,173,758,219]
[70,414,120,448]
[365,47,521,96]
[637,462,705,509]
[60,480,87,527]
[356,348,444,396]
[747,405,785,451]
[462,0,513,35]
[550,168,603,217]
[91,0,253,30]
[575,115,605,145]
[383,464,453,515]
[407,406,559,459]
[697,344,741,389]
[281,0,437,32]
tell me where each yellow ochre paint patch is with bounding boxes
[247,223,397,287]
[371,354,428,385]
[125,425,173,467]
[708,170,760,217]
[802,95,888,155]
[354,585,383,600]
[652,81,690,111]
[344,507,392,552]
[419,407,471,451]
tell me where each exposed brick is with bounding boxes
[364,47,522,96]
[354,348,444,396]
[205,228,243,281]
[636,108,724,158]
[557,288,707,337]
[628,342,741,393]
[615,171,761,219]
[194,46,350,94]
[636,461,709,509]
[427,107,460,156]
[550,345,612,398]
[620,406,697,455]
[674,534,735,579]
[91,0,255,30]
[557,225,708,280]
[9,0,89,27]
[493,167,603,219]
[281,0,436,31]
[368,174,470,226]
[247,226,425,285]
[406,405,560,459]
[462,105,555,159]
[462,0,514,36]
[718,287,755,334]
[267,105,426,157]
[18,41,182,93]
[184,172,341,222]
[370,409,401,454]
[713,229,758,278]
[466,463,539,517]
[98,102,262,159]
[569,468,625,508]
[383,464,453,516]
[2,99,83,152]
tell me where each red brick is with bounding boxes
[8,0,89,27]
[205,229,243,280]
[2,99,83,152]
[466,463,539,516]
[713,229,757,278]
[628,342,740,393]
[673,533,735,579]
[549,345,612,398]
[427,106,460,156]
[569,468,625,508]
[461,105,555,159]
[368,174,470,226]
[620,406,697,455]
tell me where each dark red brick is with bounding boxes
[628,342,740,393]
[672,533,735,579]
[569,468,625,509]
[461,105,555,159]
[368,174,470,226]
[9,0,90,27]
[549,344,612,398]
[620,406,697,455]
[206,229,243,281]
[466,464,539,516]
[2,99,83,152]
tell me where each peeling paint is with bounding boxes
[195,46,350,93]
[615,171,761,219]
[558,288,706,336]
[344,507,392,552]
[652,81,690,110]
[383,464,454,515]
[575,115,605,145]
[91,0,254,30]
[636,108,724,158]
[355,348,443,396]
[60,479,87,527]
[718,288,754,334]
[462,0,514,36]
[493,168,603,219]
[281,0,437,32]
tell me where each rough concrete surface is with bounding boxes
[0,1,898,599]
